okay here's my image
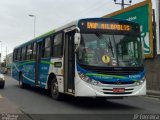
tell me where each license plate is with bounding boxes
[113,88,125,93]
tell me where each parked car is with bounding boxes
[1,67,7,74]
[0,72,5,89]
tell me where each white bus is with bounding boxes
[12,18,146,100]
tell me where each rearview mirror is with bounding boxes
[74,33,81,52]
[74,33,81,45]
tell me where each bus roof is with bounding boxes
[14,18,138,49]
[14,20,78,49]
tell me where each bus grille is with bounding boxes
[100,81,135,85]
[94,70,141,75]
[103,92,132,94]
[102,88,134,95]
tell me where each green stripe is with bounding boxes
[17,61,35,67]
[41,61,54,65]
[86,73,126,79]
[16,60,54,67]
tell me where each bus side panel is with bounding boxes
[12,62,20,81]
[21,61,35,85]
[47,58,64,91]
[38,58,50,88]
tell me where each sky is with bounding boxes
[0,0,156,60]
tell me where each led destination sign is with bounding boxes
[87,22,131,31]
[79,21,139,33]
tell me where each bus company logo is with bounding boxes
[116,80,121,84]
[129,75,141,79]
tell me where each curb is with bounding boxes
[147,90,160,99]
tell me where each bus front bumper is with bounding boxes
[75,80,146,97]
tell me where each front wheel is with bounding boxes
[51,78,63,100]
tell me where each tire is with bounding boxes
[19,73,26,88]
[0,82,5,89]
[50,78,63,100]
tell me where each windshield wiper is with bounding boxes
[108,37,114,57]
[95,33,115,59]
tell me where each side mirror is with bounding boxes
[74,33,81,52]
[74,33,81,45]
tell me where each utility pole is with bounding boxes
[29,14,36,38]
[122,0,124,9]
[5,46,7,68]
[114,0,132,9]
[5,46,9,67]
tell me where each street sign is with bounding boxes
[103,0,153,58]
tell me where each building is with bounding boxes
[156,0,160,54]
[103,0,160,92]
[6,53,13,74]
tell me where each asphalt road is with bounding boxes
[0,75,160,120]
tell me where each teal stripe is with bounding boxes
[16,60,55,67]
[86,73,127,79]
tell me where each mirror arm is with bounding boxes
[75,45,79,53]
[75,27,80,33]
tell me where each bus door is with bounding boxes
[64,30,75,94]
[35,40,43,86]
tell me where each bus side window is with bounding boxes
[53,33,63,57]
[41,39,45,58]
[15,49,18,61]
[22,46,26,60]
[26,44,32,60]
[32,42,37,59]
[51,35,54,57]
[20,48,22,61]
[44,37,51,58]
[13,49,17,61]
[17,48,22,61]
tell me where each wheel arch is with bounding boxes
[47,73,56,90]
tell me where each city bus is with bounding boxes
[12,18,146,100]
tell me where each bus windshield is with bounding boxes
[77,33,143,67]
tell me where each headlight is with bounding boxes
[135,77,145,85]
[78,72,100,86]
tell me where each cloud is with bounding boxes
[0,0,151,58]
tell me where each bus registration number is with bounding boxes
[113,88,125,93]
